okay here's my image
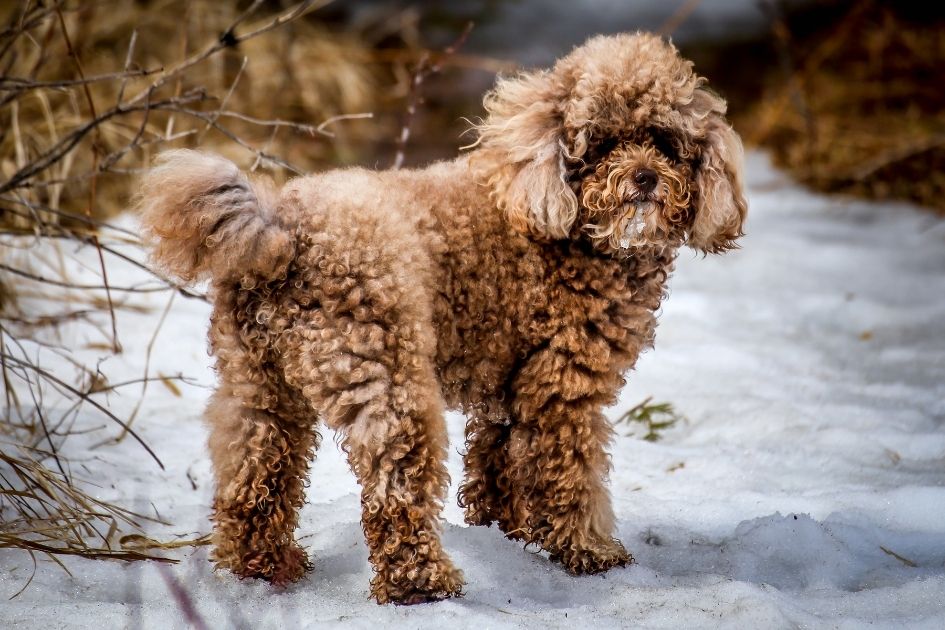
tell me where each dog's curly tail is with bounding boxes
[137,149,295,284]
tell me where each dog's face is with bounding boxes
[474,32,747,255]
[573,131,694,252]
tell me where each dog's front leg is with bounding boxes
[504,344,633,574]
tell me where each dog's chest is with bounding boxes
[431,235,664,413]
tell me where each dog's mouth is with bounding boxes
[616,198,656,249]
[581,183,664,251]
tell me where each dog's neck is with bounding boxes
[563,225,681,267]
[548,235,679,288]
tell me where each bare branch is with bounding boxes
[392,22,473,169]
[0,90,212,195]
[197,56,247,143]
[1,352,165,470]
[0,262,176,294]
[124,0,326,109]
[315,112,374,138]
[116,28,139,105]
[0,66,158,91]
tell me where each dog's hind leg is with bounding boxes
[278,259,464,604]
[204,383,319,586]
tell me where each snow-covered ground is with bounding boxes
[2,152,944,628]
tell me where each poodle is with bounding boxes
[137,32,746,605]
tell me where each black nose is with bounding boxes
[634,168,658,194]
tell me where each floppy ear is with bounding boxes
[473,70,578,239]
[687,91,748,254]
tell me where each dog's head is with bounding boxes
[473,32,746,254]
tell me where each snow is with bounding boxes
[2,152,945,628]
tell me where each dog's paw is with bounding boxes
[373,561,465,605]
[226,544,312,587]
[554,538,634,575]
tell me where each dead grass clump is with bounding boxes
[0,0,375,229]
[0,260,199,582]
[0,446,172,592]
[741,1,945,214]
[0,0,362,584]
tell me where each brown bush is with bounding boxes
[737,1,945,214]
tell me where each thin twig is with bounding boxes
[0,1,57,63]
[0,200,140,240]
[115,29,139,105]
[124,0,325,109]
[879,544,918,568]
[163,104,304,173]
[659,0,702,35]
[25,370,71,486]
[0,262,180,293]
[0,535,177,563]
[87,373,201,395]
[2,309,95,329]
[55,5,119,352]
[314,112,374,138]
[369,47,516,74]
[0,66,157,90]
[119,291,176,441]
[0,91,212,195]
[1,353,165,470]
[208,109,374,138]
[197,56,247,143]
[98,87,153,172]
[392,22,474,169]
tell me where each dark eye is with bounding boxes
[591,137,619,160]
[568,136,620,182]
[648,129,681,163]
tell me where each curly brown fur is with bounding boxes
[137,32,746,604]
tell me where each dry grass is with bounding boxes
[0,236,203,586]
[0,0,375,228]
[0,0,373,583]
[0,446,174,592]
[736,1,945,214]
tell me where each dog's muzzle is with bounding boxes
[618,201,652,249]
